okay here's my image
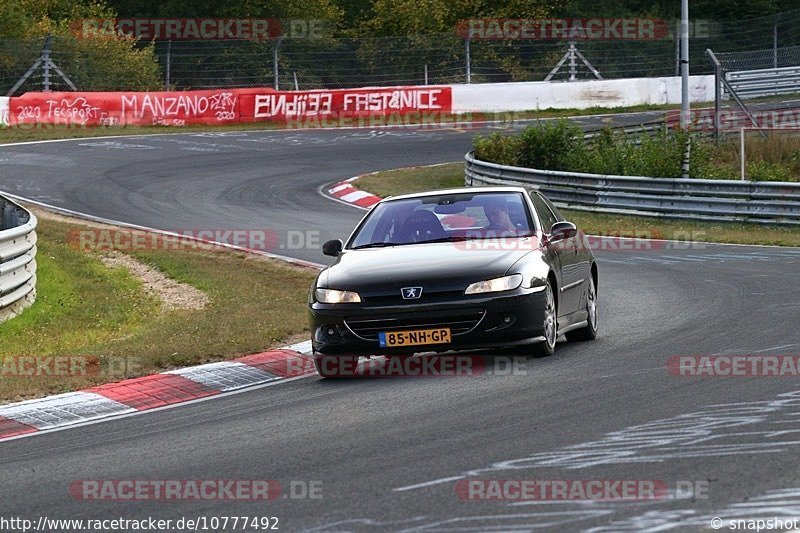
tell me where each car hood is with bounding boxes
[321,242,536,297]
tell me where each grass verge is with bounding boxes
[0,208,317,403]
[354,163,800,247]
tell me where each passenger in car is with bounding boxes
[483,199,517,233]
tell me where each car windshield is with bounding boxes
[348,192,536,249]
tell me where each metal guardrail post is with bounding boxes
[42,34,51,91]
[273,36,285,90]
[465,36,471,84]
[713,60,721,142]
[7,34,76,96]
[706,48,766,139]
[774,16,779,69]
[681,140,691,179]
[165,39,172,90]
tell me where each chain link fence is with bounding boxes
[3,8,800,95]
[715,46,800,72]
[0,35,162,95]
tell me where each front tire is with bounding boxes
[313,355,359,378]
[532,280,557,357]
[566,276,598,342]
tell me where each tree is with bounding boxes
[0,0,163,93]
[358,0,566,36]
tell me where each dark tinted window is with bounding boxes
[541,194,566,222]
[529,191,558,232]
[348,192,535,248]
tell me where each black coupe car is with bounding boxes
[309,186,598,376]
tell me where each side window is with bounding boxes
[541,194,566,222]
[529,191,558,232]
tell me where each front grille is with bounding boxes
[365,290,467,305]
[344,308,485,341]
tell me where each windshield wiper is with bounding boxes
[350,242,397,250]
[351,236,474,249]
[418,235,470,244]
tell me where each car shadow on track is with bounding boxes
[311,343,581,381]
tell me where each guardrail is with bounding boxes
[726,66,800,99]
[583,122,666,141]
[465,152,800,225]
[0,195,37,322]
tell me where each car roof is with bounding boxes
[383,186,534,203]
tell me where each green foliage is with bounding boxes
[580,127,710,178]
[358,0,562,36]
[556,0,795,19]
[103,0,345,24]
[746,160,793,182]
[3,0,799,92]
[515,119,586,170]
[54,34,163,91]
[475,120,586,170]
[95,0,800,26]
[0,0,113,38]
[474,132,524,166]
[0,0,163,92]
[702,132,800,181]
[473,121,800,182]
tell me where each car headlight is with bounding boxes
[465,274,524,295]
[315,288,362,303]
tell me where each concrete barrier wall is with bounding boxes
[1,75,715,128]
[0,96,9,126]
[451,75,715,112]
[4,87,453,128]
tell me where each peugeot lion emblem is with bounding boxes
[401,287,423,300]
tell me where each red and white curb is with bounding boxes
[0,341,316,441]
[326,175,382,209]
[326,164,458,210]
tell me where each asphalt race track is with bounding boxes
[2,112,800,532]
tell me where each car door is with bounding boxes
[529,192,581,318]
[542,194,593,318]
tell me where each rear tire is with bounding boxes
[313,355,359,377]
[566,276,598,342]
[532,280,557,357]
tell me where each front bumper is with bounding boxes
[309,287,547,356]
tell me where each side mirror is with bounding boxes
[549,221,577,242]
[322,239,343,257]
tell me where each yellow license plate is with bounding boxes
[379,328,451,348]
